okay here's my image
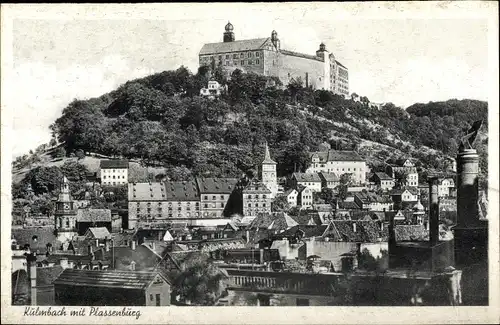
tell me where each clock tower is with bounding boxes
[54,176,77,242]
[260,141,278,198]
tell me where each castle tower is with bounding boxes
[316,43,331,91]
[223,21,235,42]
[271,30,280,51]
[54,176,77,242]
[261,141,278,198]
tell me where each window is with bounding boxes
[256,59,260,65]
[240,53,244,58]
[220,195,224,200]
[226,54,229,59]
[225,60,229,66]
[241,60,245,65]
[150,294,153,301]
[256,52,260,57]
[248,60,253,65]
[248,52,252,58]
[204,196,208,200]
[233,54,238,59]
[221,203,224,208]
[212,195,216,200]
[248,204,251,208]
[204,204,208,208]
[156,294,161,306]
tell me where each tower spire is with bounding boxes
[262,141,276,164]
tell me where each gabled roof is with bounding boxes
[128,182,166,201]
[199,38,270,55]
[280,225,328,238]
[283,188,298,197]
[291,214,322,226]
[318,172,339,182]
[324,220,382,243]
[391,186,419,196]
[165,181,199,201]
[100,160,129,169]
[337,201,361,210]
[262,142,277,165]
[196,178,238,194]
[36,266,64,286]
[292,173,321,183]
[85,227,111,240]
[249,212,298,231]
[243,181,271,194]
[373,172,393,181]
[12,228,59,253]
[53,269,170,290]
[77,209,112,223]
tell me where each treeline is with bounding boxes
[48,66,488,181]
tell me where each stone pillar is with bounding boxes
[27,253,37,305]
[428,177,440,245]
[456,149,480,227]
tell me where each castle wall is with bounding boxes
[278,53,325,89]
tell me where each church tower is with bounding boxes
[271,30,280,51]
[223,21,235,42]
[261,141,278,198]
[54,176,77,242]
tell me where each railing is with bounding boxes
[226,269,342,296]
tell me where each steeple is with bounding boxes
[58,176,72,203]
[262,142,276,165]
[223,21,235,42]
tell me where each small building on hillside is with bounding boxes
[100,160,129,186]
[53,269,171,306]
[296,185,313,209]
[371,172,395,191]
[318,172,340,190]
[290,173,322,193]
[354,192,393,212]
[200,80,226,99]
[282,188,298,207]
[306,150,366,185]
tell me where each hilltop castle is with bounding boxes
[199,22,349,96]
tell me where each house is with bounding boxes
[100,160,129,186]
[164,180,202,219]
[53,269,171,306]
[84,227,111,241]
[306,150,366,185]
[282,188,298,207]
[353,192,393,212]
[242,180,272,217]
[200,80,226,98]
[371,172,395,191]
[385,158,418,187]
[391,187,419,210]
[76,209,112,235]
[290,213,323,226]
[296,185,313,209]
[128,182,169,229]
[438,178,455,197]
[290,173,322,192]
[196,177,239,218]
[311,204,334,223]
[318,172,340,189]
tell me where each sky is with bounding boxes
[2,3,493,158]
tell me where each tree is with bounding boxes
[172,260,227,305]
[394,169,410,187]
[337,174,353,201]
[287,77,303,104]
[56,147,66,158]
[272,195,290,212]
[75,149,85,160]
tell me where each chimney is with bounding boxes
[428,177,440,245]
[95,239,99,247]
[259,249,264,264]
[60,257,69,269]
[456,148,480,227]
[105,238,110,252]
[88,244,93,255]
[352,222,357,233]
[245,230,250,244]
[131,240,137,251]
[151,241,156,251]
[27,253,37,305]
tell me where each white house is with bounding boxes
[100,160,129,186]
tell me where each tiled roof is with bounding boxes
[93,245,161,270]
[249,212,298,231]
[77,209,111,222]
[325,220,382,243]
[313,204,333,212]
[12,228,59,253]
[354,192,390,203]
[85,227,111,240]
[391,186,419,195]
[165,181,200,201]
[36,266,64,286]
[282,188,298,197]
[280,225,328,238]
[53,269,169,290]
[128,182,166,201]
[196,177,238,194]
[337,201,361,210]
[100,160,129,169]
[293,173,321,183]
[199,38,270,55]
[336,60,347,69]
[319,172,339,182]
[394,225,428,241]
[291,214,322,226]
[374,172,393,181]
[243,181,271,194]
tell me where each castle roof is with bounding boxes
[199,38,270,55]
